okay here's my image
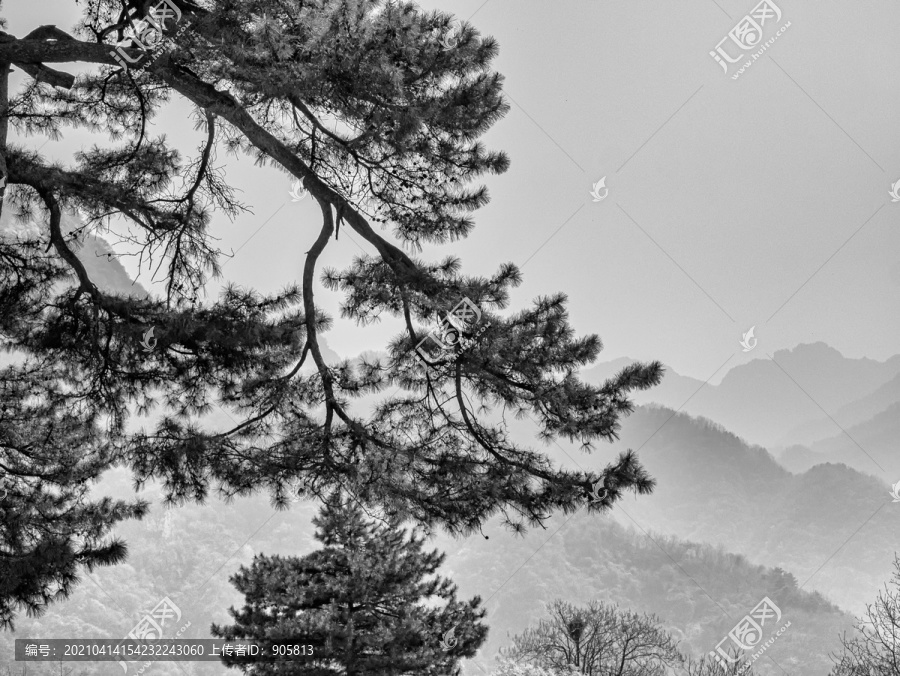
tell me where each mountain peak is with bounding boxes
[772,341,845,362]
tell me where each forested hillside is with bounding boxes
[590,405,899,615]
[0,464,853,676]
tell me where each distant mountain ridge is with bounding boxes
[583,404,900,616]
[582,343,900,450]
[778,370,900,448]
[777,401,900,479]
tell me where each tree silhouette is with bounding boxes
[490,660,580,676]
[830,554,900,676]
[212,492,486,675]
[683,651,759,676]
[0,0,662,623]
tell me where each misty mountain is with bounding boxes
[1,209,884,675]
[0,351,878,676]
[581,356,707,411]
[775,444,826,475]
[583,343,900,449]
[0,208,149,299]
[0,466,853,676]
[447,513,850,676]
[776,401,900,480]
[778,371,900,448]
[575,404,900,615]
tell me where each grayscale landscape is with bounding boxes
[0,1,898,676]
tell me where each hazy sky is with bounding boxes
[7,0,899,382]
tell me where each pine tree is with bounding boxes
[0,265,147,627]
[0,0,663,622]
[211,492,487,675]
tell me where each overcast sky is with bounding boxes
[7,0,899,382]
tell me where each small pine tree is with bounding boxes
[212,492,487,675]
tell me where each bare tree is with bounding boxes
[683,651,758,676]
[501,600,682,676]
[490,659,580,676]
[830,555,900,676]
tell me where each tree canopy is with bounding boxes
[500,599,682,676]
[0,0,662,626]
[213,493,486,675]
